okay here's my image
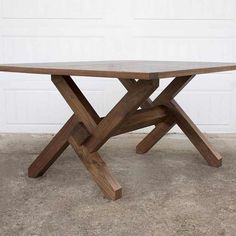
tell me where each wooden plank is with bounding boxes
[68,135,122,200]
[113,116,165,136]
[1,61,236,80]
[85,79,159,153]
[167,99,222,167]
[136,116,176,154]
[113,105,168,135]
[51,75,100,133]
[122,105,167,126]
[28,115,88,177]
[152,75,195,106]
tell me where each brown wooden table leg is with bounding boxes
[28,115,81,177]
[51,75,124,199]
[51,75,100,133]
[28,75,160,200]
[135,76,194,153]
[167,100,222,167]
[131,75,222,167]
[136,116,175,154]
[69,134,122,200]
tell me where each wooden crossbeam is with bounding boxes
[113,105,168,136]
[85,79,159,153]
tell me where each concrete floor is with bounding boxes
[0,133,236,236]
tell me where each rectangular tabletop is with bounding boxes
[0,60,236,80]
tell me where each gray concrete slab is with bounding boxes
[0,133,236,235]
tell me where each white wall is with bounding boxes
[0,0,236,133]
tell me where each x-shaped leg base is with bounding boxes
[28,74,222,200]
[130,76,222,168]
[28,75,162,200]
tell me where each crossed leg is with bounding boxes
[120,75,222,168]
[28,75,159,200]
[28,74,222,201]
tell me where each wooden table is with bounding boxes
[1,60,236,200]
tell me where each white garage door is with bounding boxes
[0,0,236,133]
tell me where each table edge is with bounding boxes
[0,64,236,79]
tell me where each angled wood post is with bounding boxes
[51,75,100,133]
[119,79,154,109]
[51,75,123,199]
[167,100,222,167]
[136,115,176,154]
[130,75,222,167]
[28,115,82,177]
[136,75,194,153]
[69,135,122,200]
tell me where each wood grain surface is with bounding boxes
[1,60,236,79]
